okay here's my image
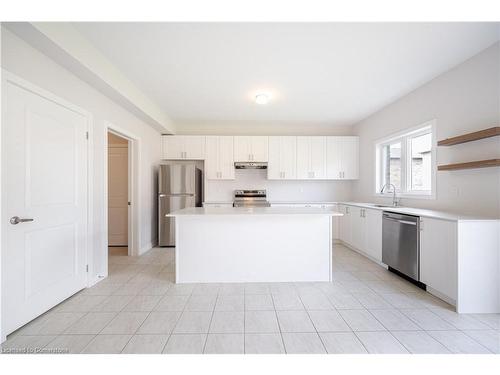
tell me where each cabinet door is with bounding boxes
[339,205,352,244]
[205,136,219,180]
[162,136,184,159]
[310,137,326,179]
[341,136,359,179]
[184,136,206,159]
[219,136,235,179]
[280,136,297,179]
[364,208,382,261]
[267,136,282,179]
[296,136,310,179]
[250,136,268,162]
[350,206,365,250]
[234,136,252,162]
[420,218,457,300]
[326,136,342,179]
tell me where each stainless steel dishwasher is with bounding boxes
[382,211,422,285]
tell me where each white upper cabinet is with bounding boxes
[420,218,457,300]
[234,136,269,162]
[296,136,327,179]
[161,135,205,160]
[268,136,297,180]
[326,136,359,179]
[205,136,235,180]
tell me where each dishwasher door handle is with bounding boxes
[384,217,417,226]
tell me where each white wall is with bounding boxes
[205,169,354,203]
[1,28,162,278]
[353,42,500,218]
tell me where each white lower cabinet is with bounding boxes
[338,205,352,245]
[364,208,382,261]
[420,218,457,301]
[342,205,382,262]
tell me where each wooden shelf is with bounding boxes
[438,159,500,171]
[438,127,500,146]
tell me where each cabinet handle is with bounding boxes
[339,171,342,179]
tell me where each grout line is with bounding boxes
[295,288,328,354]
[270,292,287,354]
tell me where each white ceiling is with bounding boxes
[73,22,500,130]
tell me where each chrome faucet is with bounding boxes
[380,183,400,207]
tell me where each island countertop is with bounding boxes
[167,206,344,217]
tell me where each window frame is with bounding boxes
[374,120,436,200]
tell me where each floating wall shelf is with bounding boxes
[438,126,500,146]
[438,159,500,171]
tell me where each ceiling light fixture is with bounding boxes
[255,93,270,105]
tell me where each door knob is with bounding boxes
[10,216,34,225]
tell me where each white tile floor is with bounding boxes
[2,244,499,354]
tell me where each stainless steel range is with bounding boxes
[233,190,270,207]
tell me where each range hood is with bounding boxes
[234,162,268,169]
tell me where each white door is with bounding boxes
[2,76,88,335]
[309,137,326,179]
[364,208,382,261]
[162,136,183,159]
[296,136,310,179]
[341,136,359,179]
[280,136,297,179]
[326,136,342,179]
[250,136,268,162]
[205,136,219,179]
[108,145,128,246]
[184,136,205,160]
[218,136,235,179]
[234,136,252,162]
[420,218,457,300]
[267,136,282,179]
[350,206,365,250]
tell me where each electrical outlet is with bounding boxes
[450,186,459,196]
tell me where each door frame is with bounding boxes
[0,70,94,342]
[102,122,141,274]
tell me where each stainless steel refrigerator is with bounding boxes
[158,164,202,246]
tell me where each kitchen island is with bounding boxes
[167,206,343,283]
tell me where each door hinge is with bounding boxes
[86,264,89,272]
[85,131,89,140]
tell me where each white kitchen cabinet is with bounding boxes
[420,218,457,301]
[349,206,364,251]
[161,135,205,160]
[340,205,382,262]
[205,136,235,180]
[234,136,268,162]
[268,136,297,180]
[364,208,382,261]
[296,137,327,179]
[326,136,359,179]
[338,205,352,245]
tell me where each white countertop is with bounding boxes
[168,206,344,217]
[340,202,498,221]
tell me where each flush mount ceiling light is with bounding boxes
[254,93,270,105]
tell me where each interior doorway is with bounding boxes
[107,131,130,257]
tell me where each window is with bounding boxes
[376,121,435,198]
